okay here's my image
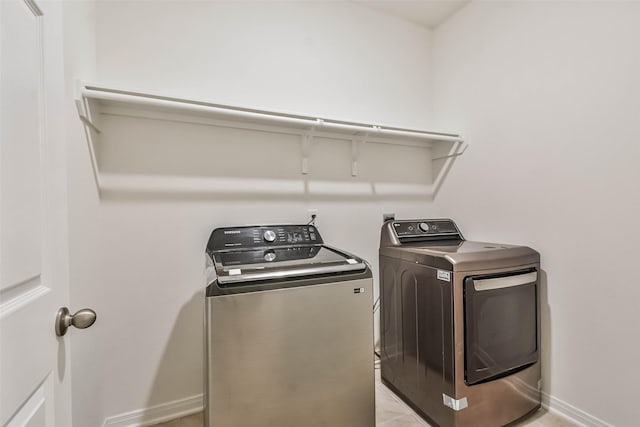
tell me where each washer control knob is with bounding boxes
[263,230,277,242]
[419,222,429,232]
[264,251,276,262]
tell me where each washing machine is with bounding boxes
[205,224,375,427]
[379,219,541,427]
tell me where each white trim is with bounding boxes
[103,394,203,427]
[542,391,613,427]
[99,391,615,427]
[0,276,49,319]
[5,381,45,427]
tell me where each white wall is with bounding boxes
[66,2,437,425]
[430,2,640,425]
[95,1,433,127]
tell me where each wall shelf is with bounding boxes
[76,84,466,197]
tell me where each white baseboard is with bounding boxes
[102,390,612,427]
[103,394,203,427]
[542,391,612,427]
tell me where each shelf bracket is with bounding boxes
[351,133,369,177]
[432,141,468,161]
[351,139,359,177]
[75,99,101,134]
[350,129,374,177]
[300,127,316,175]
[74,96,102,193]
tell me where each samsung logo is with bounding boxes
[223,230,241,234]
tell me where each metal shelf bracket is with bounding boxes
[75,99,101,134]
[432,141,468,161]
[351,133,370,177]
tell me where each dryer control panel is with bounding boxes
[391,219,462,241]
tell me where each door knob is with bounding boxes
[55,307,97,336]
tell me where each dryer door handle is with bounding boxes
[472,271,537,291]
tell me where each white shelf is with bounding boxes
[76,84,466,196]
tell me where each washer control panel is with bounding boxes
[392,219,461,240]
[208,225,322,251]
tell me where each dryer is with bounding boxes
[379,219,541,427]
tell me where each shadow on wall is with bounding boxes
[88,111,459,202]
[539,270,552,397]
[146,291,205,418]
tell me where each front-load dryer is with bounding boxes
[379,219,541,427]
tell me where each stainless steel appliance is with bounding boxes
[379,219,541,427]
[205,224,375,427]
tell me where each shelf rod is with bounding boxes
[81,87,463,144]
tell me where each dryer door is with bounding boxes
[464,269,538,385]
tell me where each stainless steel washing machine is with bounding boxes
[205,224,375,427]
[379,219,541,427]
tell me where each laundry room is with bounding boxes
[2,1,639,427]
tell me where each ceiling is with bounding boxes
[355,1,470,29]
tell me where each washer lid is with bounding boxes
[207,225,367,285]
[212,245,367,285]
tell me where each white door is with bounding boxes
[1,0,76,425]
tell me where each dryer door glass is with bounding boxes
[463,270,538,385]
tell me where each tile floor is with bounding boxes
[372,369,578,427]
[152,370,580,427]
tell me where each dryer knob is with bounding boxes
[263,230,277,242]
[419,222,429,232]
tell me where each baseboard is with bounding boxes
[542,391,612,427]
[101,390,611,427]
[103,394,203,427]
